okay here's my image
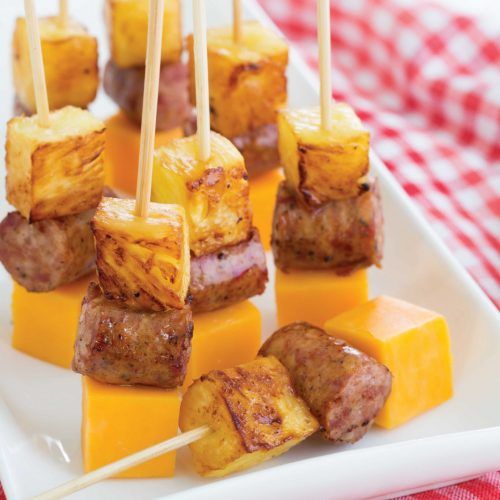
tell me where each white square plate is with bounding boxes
[0,1,499,499]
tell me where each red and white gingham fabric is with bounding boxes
[257,0,500,498]
[259,0,500,308]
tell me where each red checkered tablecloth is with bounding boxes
[256,0,500,498]
[258,0,500,308]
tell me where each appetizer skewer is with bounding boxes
[0,0,107,368]
[184,0,289,248]
[151,0,267,384]
[72,0,193,480]
[13,0,98,115]
[36,318,396,498]
[272,0,383,327]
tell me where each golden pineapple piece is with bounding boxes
[179,356,319,477]
[12,17,98,113]
[152,132,252,257]
[6,106,105,221]
[105,0,182,68]
[91,198,190,312]
[279,104,370,205]
[187,21,288,138]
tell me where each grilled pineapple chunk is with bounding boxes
[105,0,182,68]
[13,17,98,113]
[92,198,190,311]
[6,106,105,221]
[179,356,318,477]
[279,104,370,205]
[187,21,288,138]
[152,132,252,257]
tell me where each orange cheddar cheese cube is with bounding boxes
[324,296,453,429]
[104,113,182,195]
[275,268,368,328]
[249,168,284,250]
[82,376,181,478]
[184,301,262,388]
[11,274,92,368]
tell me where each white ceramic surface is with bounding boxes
[0,1,499,499]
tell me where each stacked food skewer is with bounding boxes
[0,0,455,498]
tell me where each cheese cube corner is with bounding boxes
[275,268,368,327]
[184,300,262,388]
[187,21,288,138]
[179,356,318,477]
[13,17,98,113]
[105,0,182,68]
[82,376,181,478]
[324,295,453,429]
[278,104,370,204]
[104,112,183,195]
[152,132,252,257]
[6,106,105,221]
[12,274,92,368]
[92,197,190,311]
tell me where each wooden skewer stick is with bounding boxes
[193,0,211,161]
[135,0,165,218]
[33,426,211,500]
[24,0,50,127]
[233,0,242,44]
[59,0,69,27]
[317,0,332,131]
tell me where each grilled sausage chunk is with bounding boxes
[103,60,191,131]
[184,117,278,176]
[189,228,268,313]
[73,282,193,388]
[272,179,383,274]
[259,322,392,443]
[0,209,95,292]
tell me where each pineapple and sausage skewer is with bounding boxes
[184,1,289,176]
[272,0,384,327]
[0,0,107,293]
[74,0,194,388]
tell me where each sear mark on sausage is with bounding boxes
[272,179,384,274]
[259,322,392,443]
[73,282,193,388]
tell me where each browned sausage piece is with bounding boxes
[73,282,193,388]
[184,117,278,176]
[103,60,192,131]
[259,322,392,443]
[0,209,95,292]
[189,228,268,313]
[272,179,383,274]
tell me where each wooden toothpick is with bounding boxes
[59,0,69,27]
[135,0,165,218]
[33,426,211,500]
[193,0,211,161]
[317,0,332,131]
[233,0,242,44]
[24,0,50,127]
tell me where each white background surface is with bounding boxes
[0,1,499,499]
